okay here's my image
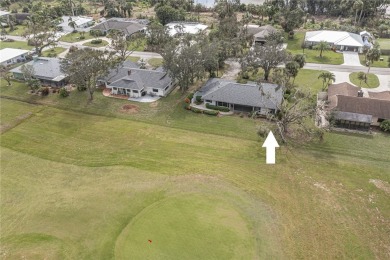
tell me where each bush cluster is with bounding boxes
[59,87,69,98]
[380,120,390,132]
[184,97,190,103]
[39,87,50,96]
[203,110,219,116]
[195,95,202,102]
[190,107,202,113]
[205,103,230,112]
[91,39,103,44]
[187,92,194,100]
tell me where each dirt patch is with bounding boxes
[120,104,139,114]
[369,179,390,195]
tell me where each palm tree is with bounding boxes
[318,72,335,91]
[366,46,381,77]
[314,41,331,58]
[357,72,366,86]
[353,0,363,26]
[68,17,76,31]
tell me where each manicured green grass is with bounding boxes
[126,56,140,62]
[0,40,33,50]
[41,47,66,57]
[294,69,328,93]
[358,54,389,68]
[116,196,256,259]
[377,38,390,49]
[349,72,380,88]
[59,32,94,43]
[6,25,26,36]
[82,39,109,47]
[286,32,344,65]
[147,58,163,68]
[1,101,389,259]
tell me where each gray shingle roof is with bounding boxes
[10,57,66,81]
[107,66,172,91]
[91,18,148,35]
[104,60,140,83]
[200,78,283,109]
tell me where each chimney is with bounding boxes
[128,70,131,76]
[357,90,363,97]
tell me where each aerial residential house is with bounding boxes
[13,13,30,24]
[304,30,364,53]
[0,48,29,66]
[165,22,208,37]
[99,61,174,98]
[90,18,149,36]
[246,24,278,45]
[10,57,68,87]
[0,10,10,24]
[196,78,283,115]
[58,16,95,32]
[326,82,390,130]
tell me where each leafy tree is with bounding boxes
[61,48,120,101]
[214,0,241,19]
[313,41,331,58]
[155,5,185,25]
[365,45,381,75]
[318,71,335,91]
[293,54,306,68]
[241,44,290,81]
[110,30,144,62]
[162,41,204,92]
[0,66,12,86]
[145,23,172,53]
[285,61,300,83]
[280,7,305,33]
[24,11,60,55]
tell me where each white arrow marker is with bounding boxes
[262,131,280,164]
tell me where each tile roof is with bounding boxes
[91,18,148,35]
[199,78,283,109]
[165,22,208,36]
[368,91,390,101]
[334,95,390,120]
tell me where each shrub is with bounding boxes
[90,30,105,37]
[190,107,203,113]
[205,103,230,112]
[91,39,103,44]
[59,87,69,98]
[184,97,190,103]
[183,104,191,110]
[187,92,194,100]
[203,110,219,116]
[195,95,202,102]
[257,125,271,138]
[69,45,78,53]
[380,120,390,132]
[79,36,85,40]
[3,38,15,42]
[77,85,87,91]
[40,87,50,96]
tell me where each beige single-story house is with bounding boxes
[305,30,364,53]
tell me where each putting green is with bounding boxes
[115,195,256,259]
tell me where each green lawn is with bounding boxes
[0,40,33,50]
[41,47,66,57]
[294,69,329,93]
[358,54,389,68]
[147,58,163,68]
[127,38,146,51]
[82,40,109,47]
[126,56,140,62]
[349,72,380,88]
[1,76,390,259]
[59,32,94,43]
[286,32,344,65]
[6,25,26,36]
[376,38,390,49]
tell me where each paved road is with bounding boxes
[304,63,390,75]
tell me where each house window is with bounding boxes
[164,85,169,91]
[113,87,117,90]
[205,100,212,103]
[133,90,138,93]
[152,88,159,92]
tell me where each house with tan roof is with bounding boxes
[326,82,390,130]
[246,24,278,45]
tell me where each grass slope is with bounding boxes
[0,41,33,50]
[0,99,389,259]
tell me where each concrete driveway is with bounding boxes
[342,52,362,66]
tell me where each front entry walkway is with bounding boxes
[342,52,362,66]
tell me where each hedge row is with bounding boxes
[187,92,194,100]
[205,103,230,112]
[183,104,219,116]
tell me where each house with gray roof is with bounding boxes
[197,78,283,114]
[99,61,174,98]
[10,57,68,87]
[90,18,149,36]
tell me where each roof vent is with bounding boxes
[357,90,363,97]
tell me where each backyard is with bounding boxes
[0,77,389,259]
[286,32,344,65]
